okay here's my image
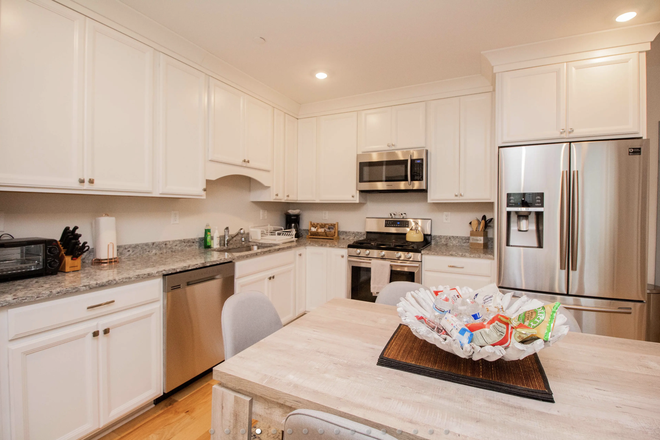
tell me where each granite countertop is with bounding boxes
[0,232,488,308]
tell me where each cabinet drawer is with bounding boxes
[423,255,493,277]
[8,278,161,340]
[235,250,295,279]
[423,271,493,290]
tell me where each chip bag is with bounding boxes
[510,302,561,342]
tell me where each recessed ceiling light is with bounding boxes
[315,72,328,80]
[616,12,637,22]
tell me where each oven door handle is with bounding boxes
[407,154,412,186]
[347,257,420,268]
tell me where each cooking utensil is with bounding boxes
[470,219,479,231]
[480,215,487,232]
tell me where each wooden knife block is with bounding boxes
[57,242,82,273]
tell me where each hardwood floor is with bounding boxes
[100,373,218,440]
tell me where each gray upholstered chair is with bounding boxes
[557,305,581,333]
[221,291,283,360]
[284,409,398,440]
[375,281,426,306]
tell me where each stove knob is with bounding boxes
[365,250,370,256]
[380,251,386,258]
[356,249,361,255]
[406,253,413,260]
[395,252,402,259]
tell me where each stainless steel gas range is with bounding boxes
[348,217,431,302]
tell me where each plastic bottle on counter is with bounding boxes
[204,224,212,249]
[213,227,220,249]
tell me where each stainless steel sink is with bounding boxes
[229,245,261,253]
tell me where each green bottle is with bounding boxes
[204,223,212,249]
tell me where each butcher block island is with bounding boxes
[212,298,660,440]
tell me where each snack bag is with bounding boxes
[510,302,561,342]
[466,314,513,347]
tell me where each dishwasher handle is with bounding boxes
[163,262,235,293]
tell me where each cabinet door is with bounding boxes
[8,322,99,440]
[157,55,207,197]
[297,118,318,201]
[567,53,640,138]
[427,98,460,201]
[0,0,85,189]
[84,21,154,193]
[271,109,286,200]
[208,79,244,166]
[98,303,161,427]
[318,113,359,201]
[295,249,306,316]
[235,272,269,296]
[423,271,492,290]
[326,249,348,301]
[268,265,296,325]
[498,63,566,144]
[305,247,327,311]
[244,95,273,171]
[459,93,493,201]
[358,107,392,152]
[284,115,299,201]
[392,102,425,149]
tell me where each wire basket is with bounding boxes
[249,225,297,244]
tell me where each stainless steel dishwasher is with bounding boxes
[163,262,234,393]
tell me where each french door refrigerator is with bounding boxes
[498,139,649,340]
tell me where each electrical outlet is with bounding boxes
[323,211,329,220]
[0,212,4,232]
[171,211,179,224]
[443,212,450,223]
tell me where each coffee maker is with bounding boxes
[285,211,302,238]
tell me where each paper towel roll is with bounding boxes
[94,216,117,260]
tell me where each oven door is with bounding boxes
[348,257,421,303]
[357,149,427,191]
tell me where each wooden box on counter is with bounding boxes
[469,231,488,249]
[308,222,339,240]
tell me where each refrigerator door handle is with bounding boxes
[571,170,579,271]
[562,304,633,314]
[559,170,569,271]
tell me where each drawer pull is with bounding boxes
[447,265,464,269]
[92,330,99,338]
[103,328,110,335]
[87,300,115,310]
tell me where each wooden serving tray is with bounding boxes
[377,324,554,402]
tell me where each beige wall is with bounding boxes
[0,176,286,247]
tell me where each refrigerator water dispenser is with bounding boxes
[506,192,544,248]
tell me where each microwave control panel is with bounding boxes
[411,159,425,181]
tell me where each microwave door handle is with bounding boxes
[407,154,412,186]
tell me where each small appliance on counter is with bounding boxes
[0,235,60,282]
[285,210,302,238]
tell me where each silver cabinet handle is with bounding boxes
[559,170,569,271]
[78,178,84,184]
[454,193,458,197]
[562,304,632,314]
[87,300,115,310]
[560,129,566,135]
[447,265,464,269]
[568,128,574,134]
[571,170,579,271]
[88,178,95,184]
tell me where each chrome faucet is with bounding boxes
[224,227,245,247]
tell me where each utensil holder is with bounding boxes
[56,242,82,272]
[469,231,488,249]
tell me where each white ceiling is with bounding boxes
[118,0,660,104]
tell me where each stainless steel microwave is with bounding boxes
[356,149,427,192]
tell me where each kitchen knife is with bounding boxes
[59,226,70,243]
[480,215,486,232]
[73,242,90,259]
[66,240,80,256]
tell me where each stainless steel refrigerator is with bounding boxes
[498,139,649,340]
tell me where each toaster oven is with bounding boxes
[0,237,61,282]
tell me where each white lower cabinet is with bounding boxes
[422,255,494,290]
[5,279,162,440]
[295,249,306,316]
[305,248,348,311]
[235,251,300,325]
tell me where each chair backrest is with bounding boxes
[557,305,581,333]
[221,291,283,360]
[284,409,398,440]
[375,282,426,306]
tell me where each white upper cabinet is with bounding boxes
[0,0,85,190]
[318,113,359,202]
[566,53,640,139]
[427,98,461,201]
[297,118,318,202]
[497,63,566,144]
[244,95,274,171]
[208,80,273,171]
[156,55,207,197]
[497,53,643,145]
[459,93,492,201]
[428,93,493,202]
[84,20,154,193]
[284,114,299,201]
[271,109,286,201]
[358,102,425,152]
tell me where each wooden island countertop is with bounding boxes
[212,298,660,440]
